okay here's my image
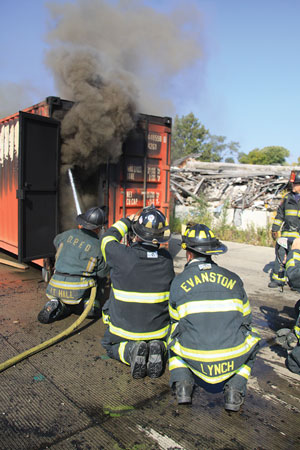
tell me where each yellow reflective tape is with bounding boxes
[285,210,298,216]
[176,299,245,319]
[235,364,251,379]
[49,279,95,289]
[169,356,235,384]
[286,259,295,269]
[169,304,179,320]
[113,220,128,236]
[85,256,97,273]
[45,294,81,305]
[243,299,251,316]
[108,322,169,340]
[199,230,206,239]
[118,342,130,365]
[281,231,300,238]
[171,334,260,362]
[101,236,119,261]
[209,230,215,237]
[102,312,110,324]
[293,252,300,261]
[189,229,196,238]
[272,273,287,282]
[113,287,169,303]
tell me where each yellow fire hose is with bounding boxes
[0,286,97,373]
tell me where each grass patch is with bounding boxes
[170,196,273,247]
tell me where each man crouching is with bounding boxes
[168,224,261,412]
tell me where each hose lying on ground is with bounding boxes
[0,286,97,373]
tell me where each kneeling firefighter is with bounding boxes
[168,224,261,412]
[275,237,300,374]
[38,207,109,324]
[100,205,175,379]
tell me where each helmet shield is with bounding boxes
[181,224,227,255]
[76,207,106,230]
[132,205,171,244]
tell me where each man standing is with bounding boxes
[269,170,300,288]
[38,207,109,323]
[168,224,260,412]
[100,205,174,379]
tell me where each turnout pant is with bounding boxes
[169,343,260,396]
[101,328,167,366]
[270,246,287,285]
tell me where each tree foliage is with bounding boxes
[171,113,240,163]
[238,146,290,165]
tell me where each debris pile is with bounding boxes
[170,160,300,211]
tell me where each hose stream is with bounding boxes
[0,286,97,373]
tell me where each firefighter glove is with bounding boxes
[275,328,298,350]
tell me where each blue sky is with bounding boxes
[0,0,299,163]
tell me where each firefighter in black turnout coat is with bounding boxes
[269,170,300,288]
[101,205,175,379]
[275,237,300,374]
[38,207,109,324]
[168,224,261,412]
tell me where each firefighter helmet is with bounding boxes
[76,207,106,230]
[132,205,171,244]
[290,170,300,184]
[181,224,227,255]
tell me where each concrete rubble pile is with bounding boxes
[170,159,300,212]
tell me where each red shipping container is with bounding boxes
[0,97,172,267]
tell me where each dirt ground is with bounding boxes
[0,237,300,450]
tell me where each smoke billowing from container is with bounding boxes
[44,0,203,227]
[47,48,138,169]
[45,0,204,162]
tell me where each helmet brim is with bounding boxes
[76,214,101,230]
[132,221,171,243]
[185,242,228,255]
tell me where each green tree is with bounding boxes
[171,113,240,163]
[238,146,290,165]
[171,113,210,161]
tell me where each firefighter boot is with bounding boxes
[147,340,165,378]
[224,386,244,412]
[129,341,149,379]
[268,281,283,288]
[175,380,194,405]
[38,299,62,324]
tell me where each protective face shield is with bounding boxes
[131,204,171,244]
[76,207,106,230]
[181,224,227,255]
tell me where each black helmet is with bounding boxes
[76,207,106,230]
[132,205,171,244]
[181,224,227,255]
[290,170,300,184]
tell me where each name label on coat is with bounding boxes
[180,272,237,292]
[147,251,158,258]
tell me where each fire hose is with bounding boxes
[0,286,96,373]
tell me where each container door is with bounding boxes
[18,112,60,262]
[109,115,172,226]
